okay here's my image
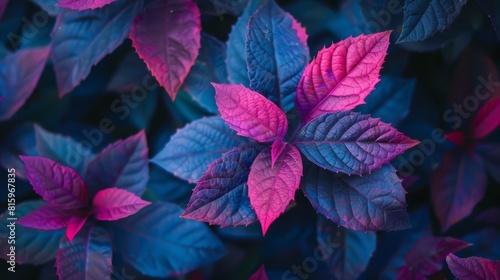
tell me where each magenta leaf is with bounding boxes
[431,151,488,232]
[295,112,419,175]
[295,31,391,122]
[213,83,288,142]
[51,0,143,95]
[57,0,117,10]
[271,139,286,168]
[471,97,500,139]
[181,143,263,227]
[92,187,151,221]
[249,264,269,280]
[446,254,500,280]
[18,204,71,230]
[66,212,90,242]
[130,0,201,100]
[0,46,50,121]
[245,0,309,112]
[396,236,471,279]
[85,131,148,198]
[20,156,89,209]
[302,164,410,231]
[248,144,302,235]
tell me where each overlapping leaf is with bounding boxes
[92,188,151,221]
[446,254,500,280]
[57,0,117,10]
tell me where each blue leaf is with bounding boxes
[356,76,416,127]
[151,116,251,183]
[51,0,143,95]
[317,216,377,280]
[182,143,264,227]
[148,163,194,205]
[183,33,228,114]
[397,0,467,43]
[108,202,226,277]
[31,0,61,16]
[0,201,63,265]
[246,0,309,112]
[302,164,410,231]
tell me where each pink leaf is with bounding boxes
[271,139,286,168]
[446,254,500,280]
[295,31,391,123]
[18,204,71,230]
[57,0,116,10]
[92,188,151,221]
[20,156,89,210]
[249,265,269,280]
[213,83,288,142]
[290,16,308,47]
[129,0,201,100]
[248,144,302,235]
[471,97,500,139]
[66,211,90,242]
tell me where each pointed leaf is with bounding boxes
[66,212,90,242]
[213,83,288,142]
[20,156,88,209]
[271,139,286,167]
[93,187,151,221]
[249,265,269,280]
[295,31,391,122]
[471,97,500,139]
[18,204,71,230]
[152,116,250,183]
[130,0,201,100]
[446,254,500,280]
[248,144,302,234]
[295,111,418,175]
[57,0,117,10]
[181,143,263,227]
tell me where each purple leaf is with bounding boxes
[0,46,50,121]
[271,139,286,168]
[66,212,90,242]
[152,116,250,183]
[85,131,148,198]
[248,144,302,235]
[471,97,500,139]
[295,31,391,123]
[18,204,71,230]
[181,143,263,227]
[130,0,201,100]
[246,0,309,112]
[92,187,151,221]
[446,254,500,280]
[57,0,117,10]
[302,164,410,231]
[51,0,143,95]
[249,264,269,280]
[396,236,471,279]
[213,83,288,142]
[295,111,419,175]
[431,151,488,231]
[20,156,89,209]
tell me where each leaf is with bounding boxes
[246,0,309,112]
[271,139,286,167]
[51,0,143,95]
[0,46,50,121]
[56,225,113,280]
[248,144,302,235]
[152,116,250,183]
[249,265,269,280]
[66,212,90,242]
[130,0,201,100]
[317,216,377,280]
[35,124,95,176]
[471,97,500,139]
[18,204,71,230]
[92,187,151,221]
[20,156,89,209]
[148,163,194,205]
[183,33,228,114]
[213,83,288,142]
[85,131,148,198]
[109,202,225,277]
[57,0,117,10]
[446,254,500,280]
[302,164,411,231]
[397,236,471,279]
[431,151,488,231]
[397,0,468,43]
[295,31,391,123]
[295,111,418,175]
[181,143,263,227]
[0,201,64,265]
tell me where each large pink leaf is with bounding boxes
[92,188,151,221]
[248,144,302,235]
[129,0,201,100]
[446,254,500,280]
[295,31,391,123]
[57,0,116,10]
[20,156,89,210]
[18,204,71,230]
[66,211,90,242]
[213,83,288,142]
[471,97,500,139]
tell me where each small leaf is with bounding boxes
[471,97,500,139]
[248,144,302,234]
[295,31,391,122]
[213,83,288,142]
[57,0,117,10]
[249,264,269,280]
[66,212,90,243]
[295,111,418,175]
[271,139,286,168]
[20,156,89,209]
[130,0,201,100]
[446,254,500,280]
[92,187,151,221]
[18,204,71,230]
